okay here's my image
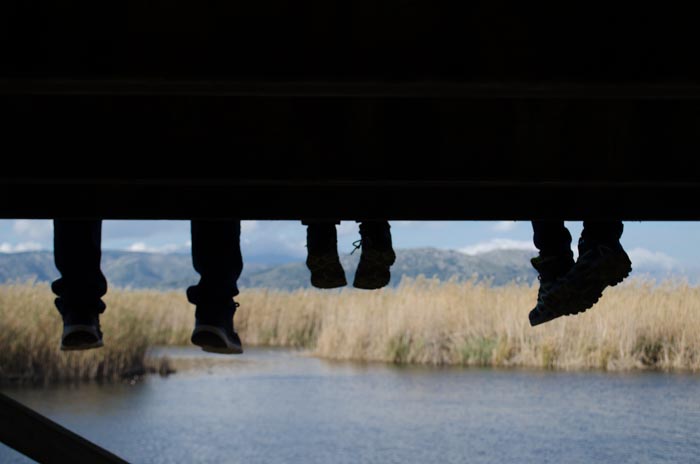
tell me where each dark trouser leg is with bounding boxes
[302,220,340,254]
[302,220,346,288]
[580,221,624,252]
[358,220,393,249]
[51,220,107,316]
[353,220,395,290]
[531,220,574,260]
[186,220,243,319]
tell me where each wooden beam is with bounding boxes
[0,393,128,464]
[4,80,700,99]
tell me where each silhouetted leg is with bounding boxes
[531,220,631,327]
[531,220,573,259]
[187,220,243,354]
[353,220,396,289]
[302,220,341,254]
[52,220,107,317]
[579,221,624,252]
[302,220,346,289]
[528,221,575,326]
[187,220,242,313]
[52,219,106,350]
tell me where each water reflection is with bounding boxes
[3,348,700,464]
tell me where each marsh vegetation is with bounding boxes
[2,277,699,382]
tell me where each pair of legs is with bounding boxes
[529,220,631,326]
[53,220,244,354]
[303,220,396,290]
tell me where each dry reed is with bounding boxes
[2,276,700,383]
[0,282,190,384]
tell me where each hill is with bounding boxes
[0,248,539,291]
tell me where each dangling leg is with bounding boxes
[52,219,107,350]
[188,220,243,354]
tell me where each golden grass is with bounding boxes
[236,276,700,371]
[0,283,191,383]
[2,277,700,383]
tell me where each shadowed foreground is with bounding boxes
[1,278,699,383]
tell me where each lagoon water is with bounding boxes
[2,347,700,463]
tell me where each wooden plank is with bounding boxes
[5,80,700,99]
[2,3,699,220]
[0,393,129,464]
[1,179,699,220]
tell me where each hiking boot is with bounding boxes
[539,242,632,322]
[528,254,575,326]
[60,311,104,351]
[191,302,243,354]
[306,252,347,289]
[353,223,396,290]
[306,223,347,289]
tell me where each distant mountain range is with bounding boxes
[0,248,539,291]
[0,248,695,291]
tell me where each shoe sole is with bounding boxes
[60,325,104,351]
[311,276,347,289]
[530,251,632,326]
[353,251,395,290]
[191,326,243,355]
[353,275,391,290]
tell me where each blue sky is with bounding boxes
[0,220,698,273]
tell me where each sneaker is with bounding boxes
[352,224,396,290]
[60,312,104,351]
[306,252,347,289]
[191,302,243,354]
[528,254,575,326]
[533,243,632,326]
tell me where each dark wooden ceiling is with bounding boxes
[2,3,699,219]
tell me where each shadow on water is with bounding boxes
[3,347,700,464]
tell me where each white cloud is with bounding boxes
[459,238,536,255]
[492,221,518,232]
[12,220,52,241]
[126,242,189,254]
[0,241,44,253]
[628,247,678,271]
[241,220,259,233]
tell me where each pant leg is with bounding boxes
[302,220,340,254]
[357,220,390,231]
[580,221,624,250]
[357,220,393,249]
[186,220,243,314]
[531,220,573,258]
[51,219,107,316]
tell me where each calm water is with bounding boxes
[2,347,700,464]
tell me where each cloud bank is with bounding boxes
[459,238,536,255]
[627,247,678,271]
[0,241,44,253]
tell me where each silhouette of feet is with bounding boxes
[191,302,243,354]
[60,312,103,351]
[530,243,631,326]
[307,252,347,289]
[353,222,396,290]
